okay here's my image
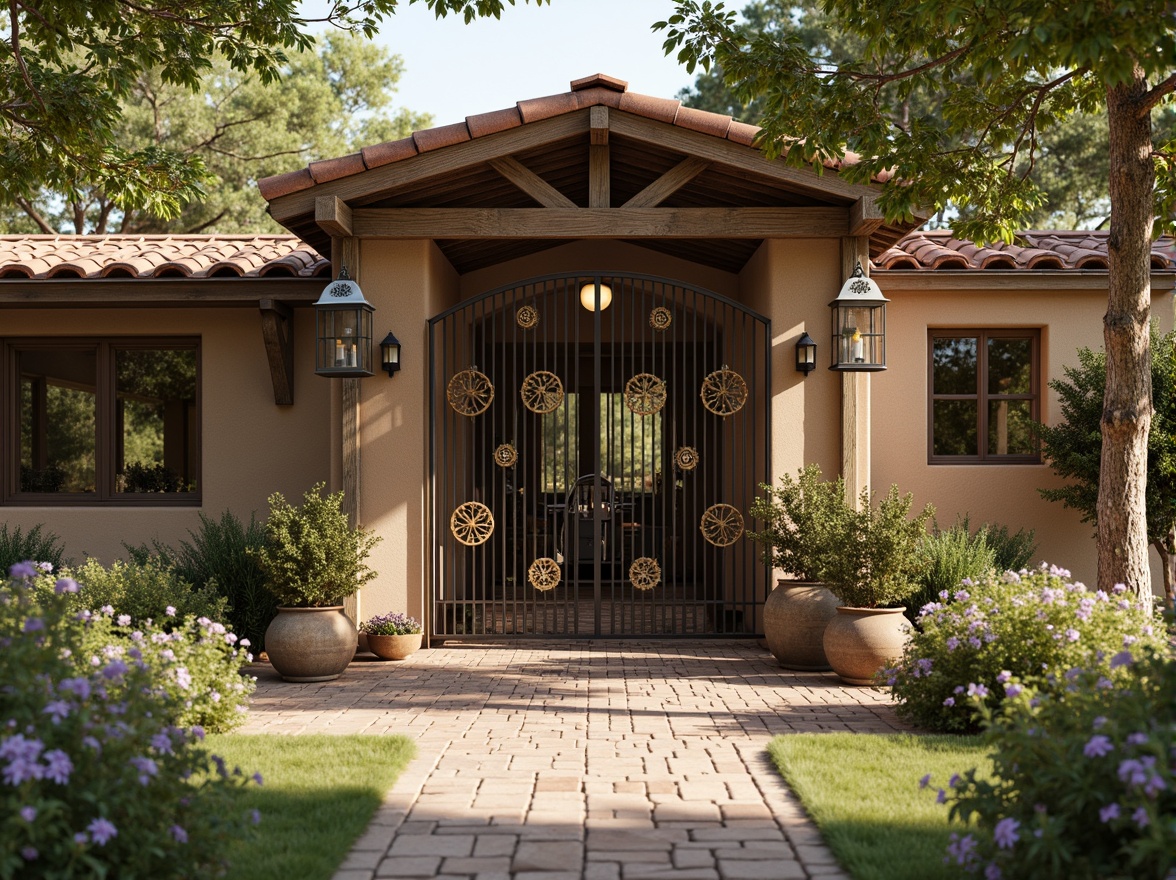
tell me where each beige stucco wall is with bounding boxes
[873,281,1175,594]
[1,305,331,564]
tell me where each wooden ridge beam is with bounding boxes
[849,195,884,236]
[589,108,610,208]
[622,157,710,209]
[487,156,576,208]
[259,298,294,406]
[352,207,849,239]
[316,196,353,237]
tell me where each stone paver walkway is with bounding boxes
[239,640,914,880]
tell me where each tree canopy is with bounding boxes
[657,0,1175,596]
[1,0,544,223]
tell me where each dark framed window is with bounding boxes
[929,330,1040,464]
[3,339,200,504]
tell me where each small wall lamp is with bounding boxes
[795,332,817,376]
[380,332,402,378]
[579,281,613,311]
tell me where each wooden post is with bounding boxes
[332,235,362,627]
[841,236,871,510]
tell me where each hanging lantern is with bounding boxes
[314,267,374,378]
[829,262,888,371]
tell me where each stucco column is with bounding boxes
[841,236,871,509]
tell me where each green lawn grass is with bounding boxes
[208,734,417,880]
[767,733,991,880]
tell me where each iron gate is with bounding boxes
[428,273,771,638]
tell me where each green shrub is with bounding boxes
[983,523,1037,572]
[64,556,228,625]
[1,563,258,877]
[747,465,850,580]
[887,564,1167,732]
[0,522,66,574]
[936,647,1175,879]
[254,483,380,607]
[908,518,997,624]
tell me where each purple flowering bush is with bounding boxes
[934,647,1174,879]
[1,562,259,877]
[887,564,1166,732]
[360,612,422,636]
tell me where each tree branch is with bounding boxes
[185,208,228,233]
[15,196,55,234]
[8,0,47,113]
[1139,73,1176,116]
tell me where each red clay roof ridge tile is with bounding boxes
[570,73,628,92]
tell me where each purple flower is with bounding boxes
[54,577,79,594]
[996,671,1011,684]
[1111,582,1127,594]
[1111,650,1134,668]
[1093,716,1108,729]
[58,677,91,700]
[87,817,117,845]
[190,725,205,741]
[116,614,131,626]
[919,773,932,789]
[101,660,128,680]
[250,808,261,825]
[1084,735,1114,758]
[936,788,947,804]
[915,658,933,677]
[1133,807,1150,828]
[20,806,36,822]
[993,817,1020,849]
[22,617,44,633]
[73,832,87,845]
[173,667,192,690]
[42,700,71,724]
[1,734,45,784]
[165,605,176,617]
[967,682,989,698]
[943,697,955,707]
[1126,732,1149,746]
[151,732,174,755]
[946,636,960,652]
[1118,758,1151,786]
[1065,628,1080,642]
[252,771,264,786]
[43,749,73,784]
[20,847,37,861]
[8,561,38,579]
[984,863,1002,880]
[1100,802,1120,823]
[968,636,982,649]
[945,832,978,866]
[99,605,114,615]
[1004,683,1023,698]
[170,824,188,843]
[129,756,158,785]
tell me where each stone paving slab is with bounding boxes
[238,640,912,879]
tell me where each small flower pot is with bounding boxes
[366,632,423,661]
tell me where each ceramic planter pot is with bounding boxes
[366,632,423,661]
[822,606,911,685]
[264,606,356,682]
[763,580,838,670]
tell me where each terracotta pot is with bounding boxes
[264,606,356,682]
[366,632,423,661]
[763,580,838,670]
[822,606,911,686]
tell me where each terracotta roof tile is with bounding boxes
[308,152,366,184]
[618,91,680,123]
[361,137,418,169]
[517,92,581,124]
[571,86,624,110]
[874,231,1176,272]
[570,73,628,92]
[413,121,472,154]
[673,105,732,139]
[726,121,760,147]
[0,235,328,280]
[257,168,315,201]
[466,106,524,139]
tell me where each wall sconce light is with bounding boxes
[579,281,613,311]
[795,332,817,376]
[314,266,374,378]
[829,261,888,372]
[380,331,402,377]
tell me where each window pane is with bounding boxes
[18,349,97,492]
[933,337,978,394]
[600,393,662,492]
[541,393,578,493]
[933,400,978,456]
[988,337,1033,395]
[989,400,1036,456]
[115,348,197,493]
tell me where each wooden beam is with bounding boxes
[352,207,849,239]
[0,278,325,308]
[589,145,609,208]
[622,157,709,208]
[590,106,609,145]
[269,112,590,222]
[315,195,353,237]
[841,236,871,509]
[487,156,576,208]
[337,235,362,627]
[608,112,871,203]
[849,195,884,237]
[259,298,294,406]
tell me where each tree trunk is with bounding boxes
[1098,71,1155,598]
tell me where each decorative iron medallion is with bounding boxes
[450,501,494,547]
[516,305,539,329]
[624,373,667,416]
[520,370,565,414]
[649,307,672,332]
[447,367,494,417]
[674,446,699,471]
[629,557,662,591]
[700,504,744,547]
[700,366,748,417]
[528,557,561,592]
[494,443,518,468]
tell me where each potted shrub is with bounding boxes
[748,464,847,670]
[360,612,423,660]
[821,484,934,685]
[253,483,381,682]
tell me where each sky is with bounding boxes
[305,1,699,125]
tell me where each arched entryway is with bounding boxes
[429,272,770,638]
